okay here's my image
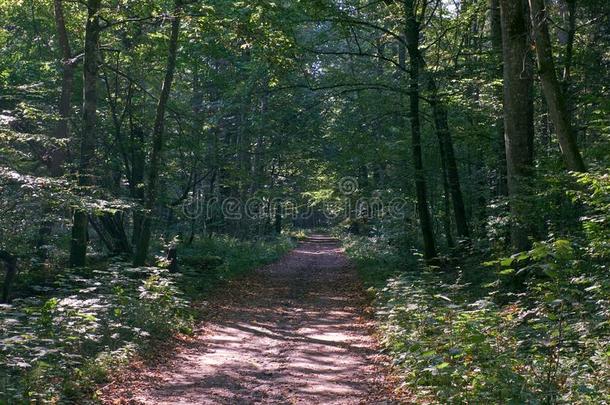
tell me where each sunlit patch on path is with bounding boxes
[103,235,394,404]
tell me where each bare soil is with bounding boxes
[101,235,397,404]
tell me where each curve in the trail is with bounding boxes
[103,236,394,404]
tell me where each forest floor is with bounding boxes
[100,235,397,404]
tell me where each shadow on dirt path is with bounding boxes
[102,235,396,404]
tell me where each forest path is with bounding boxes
[103,235,394,404]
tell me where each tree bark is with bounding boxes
[274,202,282,234]
[89,212,131,255]
[129,125,146,247]
[69,0,101,267]
[427,79,470,239]
[37,0,76,261]
[439,145,455,249]
[561,0,576,86]
[500,0,535,251]
[491,0,509,196]
[166,246,178,273]
[51,0,74,175]
[133,7,181,266]
[404,0,437,261]
[1,251,17,304]
[529,0,586,172]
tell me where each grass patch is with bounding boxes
[175,235,294,299]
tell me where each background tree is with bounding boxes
[499,0,535,251]
[69,0,102,267]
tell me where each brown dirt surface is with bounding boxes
[100,235,400,404]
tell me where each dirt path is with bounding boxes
[103,236,395,404]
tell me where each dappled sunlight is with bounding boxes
[127,237,388,404]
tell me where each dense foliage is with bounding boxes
[0,235,292,402]
[345,171,609,403]
[0,0,608,403]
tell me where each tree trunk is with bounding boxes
[1,251,17,304]
[51,0,74,175]
[274,202,282,234]
[37,0,76,261]
[133,7,181,266]
[439,148,455,249]
[491,0,509,196]
[69,0,101,267]
[129,125,146,248]
[561,0,576,86]
[529,0,587,172]
[405,0,437,261]
[166,246,178,273]
[500,0,535,251]
[427,79,470,239]
[89,212,131,255]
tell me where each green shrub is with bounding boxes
[345,174,610,405]
[180,255,224,271]
[0,235,294,403]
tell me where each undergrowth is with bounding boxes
[0,235,294,404]
[347,236,609,404]
[345,172,610,404]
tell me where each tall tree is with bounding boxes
[427,78,470,239]
[529,0,587,172]
[404,0,436,260]
[490,0,508,195]
[133,3,182,265]
[499,0,535,251]
[38,0,78,260]
[51,0,74,175]
[69,0,101,267]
